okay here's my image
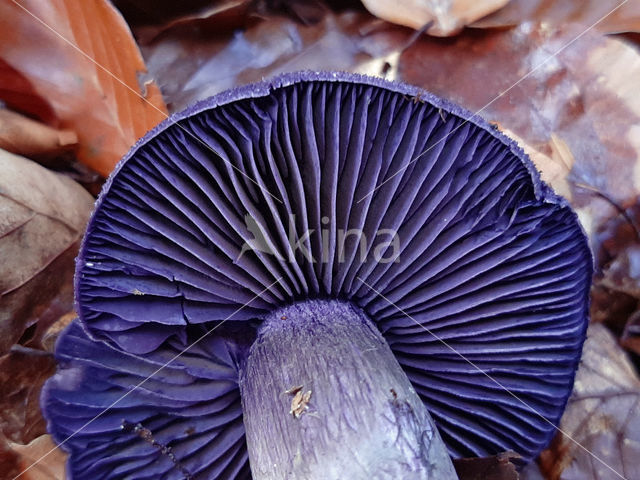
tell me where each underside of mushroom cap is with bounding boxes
[52,71,591,466]
[43,321,253,479]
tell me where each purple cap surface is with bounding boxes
[44,72,592,475]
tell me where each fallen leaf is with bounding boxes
[139,7,411,111]
[8,435,67,480]
[398,23,640,251]
[0,0,168,176]
[0,108,77,165]
[589,201,640,336]
[0,149,93,355]
[0,438,21,479]
[38,312,75,353]
[0,346,56,444]
[473,0,640,35]
[453,451,520,480]
[539,323,640,480]
[361,0,509,35]
[0,58,57,125]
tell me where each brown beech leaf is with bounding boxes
[587,199,640,336]
[0,347,56,445]
[473,0,640,35]
[361,0,509,35]
[398,23,640,252]
[39,312,76,353]
[0,0,168,176]
[453,451,520,480]
[8,435,67,480]
[0,438,21,479]
[539,324,640,480]
[0,58,57,126]
[0,109,77,165]
[139,8,411,111]
[0,149,93,356]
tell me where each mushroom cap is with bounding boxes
[47,72,591,469]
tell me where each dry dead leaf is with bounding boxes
[39,312,75,353]
[0,0,168,176]
[8,435,67,480]
[588,201,640,336]
[0,149,93,355]
[453,451,520,480]
[0,109,77,165]
[0,58,57,126]
[398,23,640,252]
[361,0,509,35]
[473,0,640,35]
[0,347,56,445]
[539,323,640,480]
[139,7,410,111]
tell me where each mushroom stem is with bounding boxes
[239,299,458,479]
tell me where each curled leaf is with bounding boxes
[361,0,509,35]
[539,324,640,479]
[0,108,77,164]
[0,0,167,176]
[0,149,93,355]
[0,347,56,444]
[473,0,640,35]
[398,23,640,249]
[139,8,410,111]
[453,451,521,480]
[7,435,67,480]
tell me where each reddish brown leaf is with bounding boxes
[473,0,640,35]
[0,438,21,480]
[361,0,509,35]
[0,347,56,445]
[0,149,93,355]
[8,435,67,480]
[0,109,77,164]
[0,58,57,126]
[539,324,640,480]
[0,0,168,176]
[38,312,75,353]
[453,451,520,480]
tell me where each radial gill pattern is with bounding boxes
[45,72,591,474]
[43,322,252,479]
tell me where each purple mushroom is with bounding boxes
[42,72,591,479]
